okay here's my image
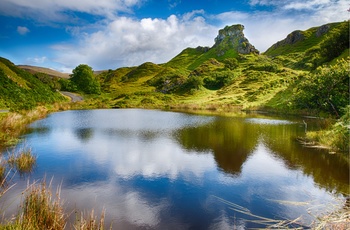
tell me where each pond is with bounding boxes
[1,109,349,229]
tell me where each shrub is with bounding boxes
[8,147,36,174]
[292,59,349,117]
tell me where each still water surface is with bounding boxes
[2,109,349,229]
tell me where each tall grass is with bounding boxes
[310,205,350,229]
[0,106,49,146]
[7,147,36,174]
[74,209,110,230]
[14,181,66,230]
[306,106,349,153]
[0,103,73,147]
[0,180,110,230]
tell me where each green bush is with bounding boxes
[203,71,234,90]
[292,59,349,117]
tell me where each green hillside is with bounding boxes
[0,21,348,117]
[265,21,349,70]
[0,58,66,111]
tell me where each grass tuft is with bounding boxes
[74,208,111,230]
[1,181,67,230]
[8,147,36,174]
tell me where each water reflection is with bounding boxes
[74,128,94,142]
[1,109,348,229]
[174,117,259,175]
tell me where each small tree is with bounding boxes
[71,64,101,94]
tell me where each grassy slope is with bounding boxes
[264,22,340,56]
[0,58,66,110]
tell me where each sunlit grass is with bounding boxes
[74,208,111,230]
[0,104,74,147]
[0,107,48,146]
[3,181,66,230]
[7,147,36,174]
[310,205,350,230]
[0,179,110,229]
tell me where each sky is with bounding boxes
[0,0,348,73]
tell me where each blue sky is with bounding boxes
[0,0,348,72]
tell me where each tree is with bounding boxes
[70,64,101,94]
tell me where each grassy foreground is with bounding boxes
[0,146,110,229]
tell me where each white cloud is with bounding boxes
[0,0,144,22]
[17,26,30,35]
[215,0,348,52]
[26,56,47,64]
[5,0,348,71]
[53,13,217,70]
[168,0,181,9]
[249,0,332,8]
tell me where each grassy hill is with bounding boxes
[0,58,66,111]
[1,21,348,117]
[265,21,349,70]
[93,21,348,116]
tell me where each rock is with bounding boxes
[213,24,259,56]
[316,24,330,37]
[195,46,210,52]
[271,30,304,50]
[285,30,304,44]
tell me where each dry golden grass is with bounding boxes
[0,178,110,229]
[0,103,74,147]
[74,209,110,230]
[7,147,36,174]
[13,181,66,230]
[310,202,350,230]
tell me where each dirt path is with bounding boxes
[60,91,84,102]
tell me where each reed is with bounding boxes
[0,103,73,147]
[1,181,66,230]
[309,200,350,229]
[0,106,49,146]
[0,158,6,184]
[7,147,36,174]
[0,178,110,229]
[74,208,110,230]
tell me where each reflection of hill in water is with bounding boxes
[174,117,259,175]
[261,125,350,195]
[175,117,349,194]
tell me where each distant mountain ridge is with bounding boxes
[17,65,71,79]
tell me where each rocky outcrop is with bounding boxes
[270,30,304,50]
[213,24,259,56]
[195,46,210,53]
[316,24,330,37]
